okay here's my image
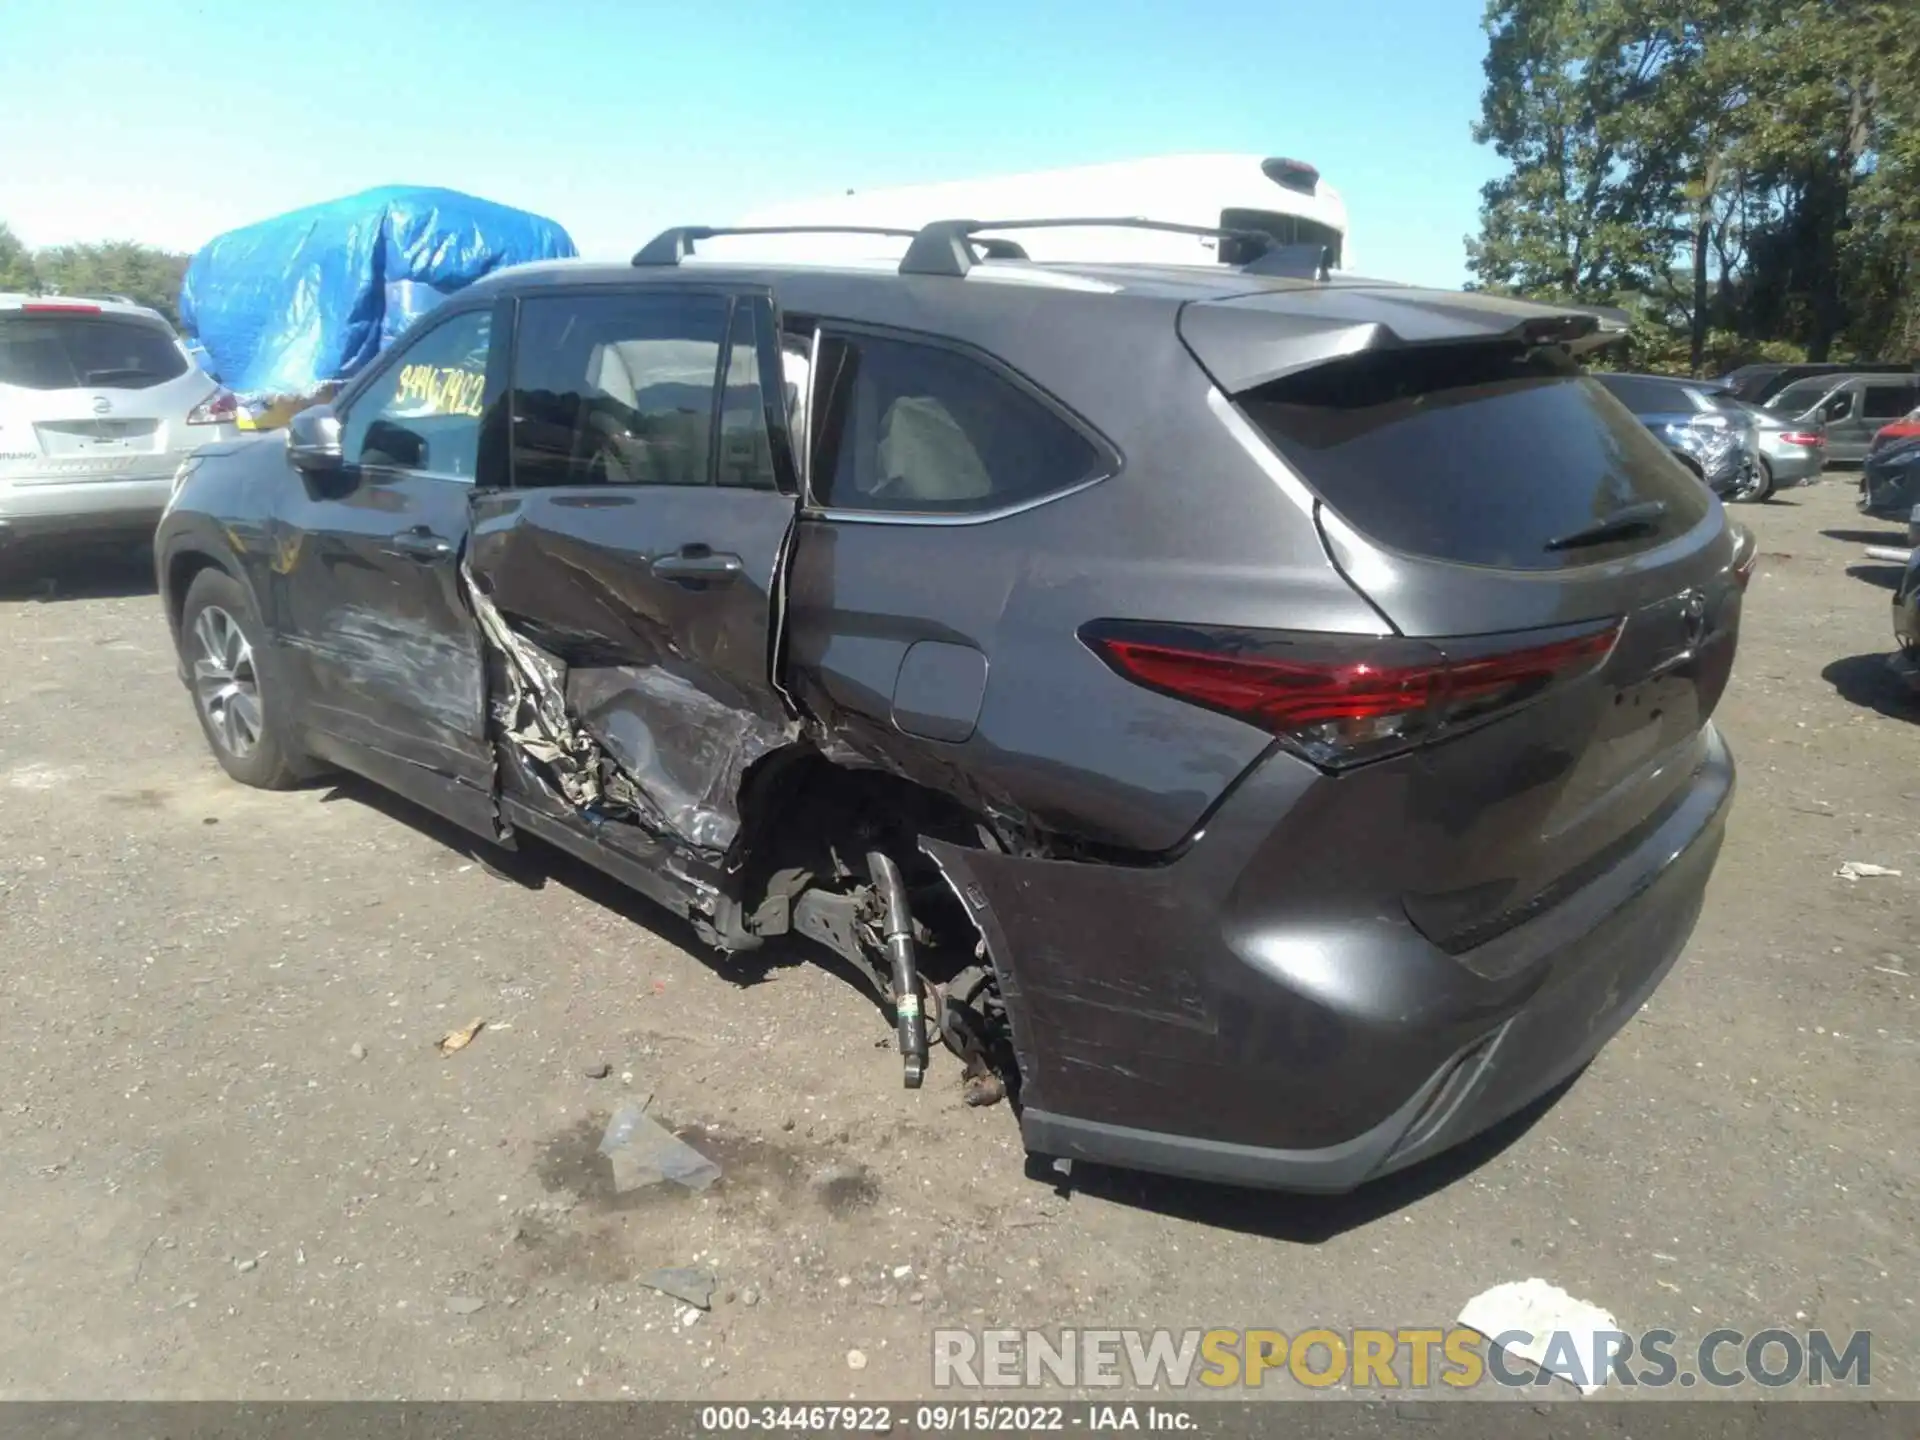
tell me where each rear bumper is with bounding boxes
[1761,448,1823,487]
[927,726,1734,1194]
[0,473,176,543]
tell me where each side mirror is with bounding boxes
[286,405,343,472]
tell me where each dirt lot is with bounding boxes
[1,480,1916,1401]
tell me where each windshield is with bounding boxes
[1768,378,1838,415]
[0,314,189,391]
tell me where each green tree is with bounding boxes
[32,240,190,325]
[1466,0,1680,300]
[1469,0,1920,369]
[0,221,37,292]
[0,224,193,323]
[1733,0,1916,358]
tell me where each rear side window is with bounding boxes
[811,331,1105,515]
[0,315,188,391]
[1239,344,1713,571]
[511,291,725,488]
[1864,384,1918,419]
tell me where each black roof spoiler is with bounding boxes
[1555,302,1632,351]
[631,217,1329,280]
[1179,288,1610,393]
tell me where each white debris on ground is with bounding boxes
[1836,861,1903,881]
[1458,1277,1621,1395]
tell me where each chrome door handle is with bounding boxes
[386,528,454,561]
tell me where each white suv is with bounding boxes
[0,294,241,552]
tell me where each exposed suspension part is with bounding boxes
[867,851,929,1089]
[935,962,1009,1108]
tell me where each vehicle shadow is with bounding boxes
[1821,527,1908,546]
[306,771,1583,1232]
[1845,562,1906,591]
[1035,1074,1574,1244]
[1822,653,1917,721]
[0,543,158,601]
[312,771,892,1007]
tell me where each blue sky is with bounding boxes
[0,0,1499,287]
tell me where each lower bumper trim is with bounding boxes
[1022,1046,1460,1195]
[1021,903,1691,1195]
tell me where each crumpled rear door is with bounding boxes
[464,286,802,853]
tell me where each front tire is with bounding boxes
[179,567,309,789]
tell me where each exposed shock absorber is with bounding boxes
[867,851,928,1088]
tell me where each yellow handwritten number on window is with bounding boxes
[395,364,486,418]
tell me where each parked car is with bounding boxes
[1593,371,1765,500]
[1740,402,1826,496]
[1868,408,1920,459]
[1890,546,1920,695]
[1860,433,1920,535]
[155,222,1744,1193]
[0,294,241,553]
[1765,372,1920,465]
[1720,360,1914,406]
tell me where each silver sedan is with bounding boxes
[1736,401,1825,500]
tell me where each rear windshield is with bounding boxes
[0,314,188,391]
[1238,343,1713,571]
[1594,373,1697,414]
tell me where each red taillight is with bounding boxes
[1082,620,1622,769]
[21,301,101,314]
[1090,638,1440,728]
[1441,627,1625,724]
[1779,431,1824,447]
[186,387,240,426]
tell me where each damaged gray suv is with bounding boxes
[156,219,1745,1193]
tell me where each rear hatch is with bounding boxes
[0,307,209,482]
[1180,287,1743,952]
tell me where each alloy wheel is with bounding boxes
[1732,458,1773,503]
[191,605,263,758]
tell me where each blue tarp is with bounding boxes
[180,186,576,398]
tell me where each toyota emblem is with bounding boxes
[91,396,112,416]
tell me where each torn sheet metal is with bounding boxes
[462,560,663,827]
[460,560,798,854]
[568,664,795,853]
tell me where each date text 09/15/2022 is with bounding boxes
[697,1404,1197,1432]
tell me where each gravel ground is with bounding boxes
[0,480,1915,1401]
